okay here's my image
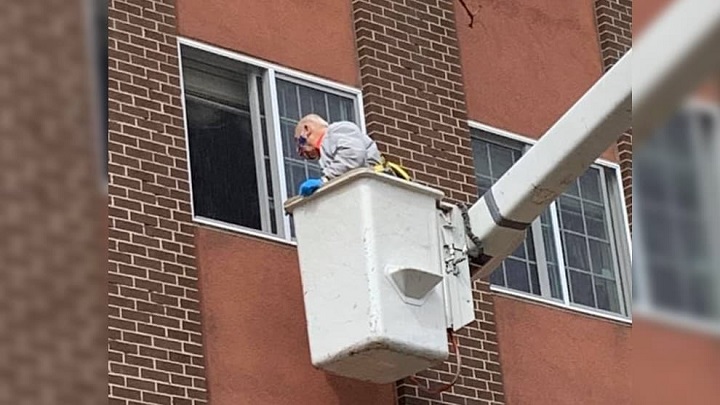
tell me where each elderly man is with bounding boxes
[294,114,383,196]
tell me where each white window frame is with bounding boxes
[469,120,633,324]
[176,37,366,244]
[632,100,720,335]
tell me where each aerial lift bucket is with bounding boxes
[284,169,452,383]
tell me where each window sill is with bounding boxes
[490,285,633,325]
[193,216,297,247]
[632,305,720,337]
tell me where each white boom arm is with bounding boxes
[466,0,720,280]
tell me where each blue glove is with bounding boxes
[299,178,324,197]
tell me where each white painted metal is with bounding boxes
[549,201,571,306]
[177,37,364,98]
[266,69,292,239]
[467,51,631,279]
[490,285,632,325]
[633,0,720,146]
[438,203,476,330]
[284,170,449,383]
[248,73,272,233]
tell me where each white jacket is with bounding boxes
[319,121,382,181]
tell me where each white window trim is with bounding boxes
[469,120,633,323]
[632,102,720,333]
[492,286,632,325]
[176,37,365,243]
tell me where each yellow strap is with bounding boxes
[373,157,412,181]
[385,161,411,181]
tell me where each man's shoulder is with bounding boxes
[328,121,362,135]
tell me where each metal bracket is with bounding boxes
[437,203,476,331]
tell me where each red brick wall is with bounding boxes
[108,0,207,404]
[595,0,632,229]
[351,0,505,404]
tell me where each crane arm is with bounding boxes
[466,0,720,280]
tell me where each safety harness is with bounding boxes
[373,156,412,181]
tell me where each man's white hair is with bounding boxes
[295,114,328,135]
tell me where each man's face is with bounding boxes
[295,124,320,160]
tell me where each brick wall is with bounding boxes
[595,0,632,230]
[107,0,207,404]
[351,0,505,404]
[0,0,105,403]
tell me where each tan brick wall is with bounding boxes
[351,0,505,404]
[595,0,632,230]
[107,0,207,404]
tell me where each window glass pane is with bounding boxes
[674,167,700,211]
[559,196,585,234]
[584,202,608,240]
[579,169,603,203]
[640,206,673,255]
[476,176,493,195]
[529,264,540,295]
[488,144,514,178]
[526,235,536,261]
[472,141,491,177]
[648,263,684,311]
[595,278,620,313]
[569,270,595,308]
[547,264,562,300]
[185,97,261,228]
[510,243,526,260]
[564,179,580,197]
[181,46,265,230]
[688,272,717,317]
[589,240,614,279]
[564,232,590,271]
[278,80,300,120]
[505,258,531,293]
[678,218,706,259]
[327,94,344,122]
[490,265,506,286]
[342,98,356,122]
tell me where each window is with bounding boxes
[634,107,720,323]
[471,128,631,318]
[178,42,363,241]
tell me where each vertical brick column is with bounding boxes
[108,1,207,404]
[0,1,105,403]
[595,0,632,230]
[351,1,505,404]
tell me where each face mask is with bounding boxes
[296,134,320,160]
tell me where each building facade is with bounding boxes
[107,1,715,404]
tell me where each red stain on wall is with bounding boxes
[493,295,630,405]
[455,0,618,161]
[176,0,360,87]
[195,227,395,405]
